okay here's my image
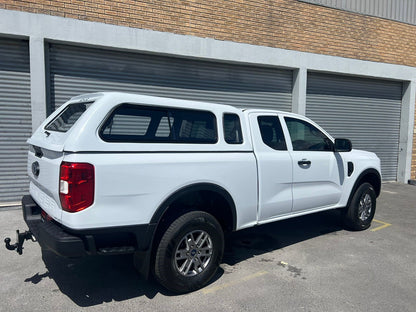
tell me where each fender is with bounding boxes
[347,168,382,208]
[150,183,237,231]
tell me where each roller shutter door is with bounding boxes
[47,44,292,111]
[0,38,31,204]
[306,73,402,181]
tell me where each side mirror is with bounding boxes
[334,138,352,152]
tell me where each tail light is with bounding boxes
[59,162,94,212]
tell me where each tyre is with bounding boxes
[154,211,224,293]
[343,182,376,231]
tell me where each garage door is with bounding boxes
[306,73,402,181]
[47,43,293,111]
[0,38,31,204]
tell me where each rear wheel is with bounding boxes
[343,182,376,231]
[154,211,224,293]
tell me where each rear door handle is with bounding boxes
[298,159,311,166]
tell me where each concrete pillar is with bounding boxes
[397,80,416,183]
[29,36,47,132]
[292,67,307,115]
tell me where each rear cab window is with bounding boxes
[100,104,218,144]
[258,116,287,150]
[223,113,243,144]
[45,102,93,132]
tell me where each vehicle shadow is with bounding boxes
[24,209,343,306]
[223,209,343,265]
[29,251,165,305]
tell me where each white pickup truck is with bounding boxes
[5,92,381,293]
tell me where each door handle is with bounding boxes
[298,159,311,166]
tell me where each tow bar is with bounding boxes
[4,230,36,255]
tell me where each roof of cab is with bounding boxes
[243,108,291,115]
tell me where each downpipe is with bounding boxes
[4,230,36,255]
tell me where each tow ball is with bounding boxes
[4,230,36,255]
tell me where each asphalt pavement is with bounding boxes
[0,182,415,312]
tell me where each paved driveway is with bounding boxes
[1,182,415,311]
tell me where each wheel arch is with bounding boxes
[150,183,237,232]
[136,183,237,279]
[347,168,382,207]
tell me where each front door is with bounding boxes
[282,116,343,212]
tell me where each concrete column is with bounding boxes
[397,80,416,183]
[292,67,307,115]
[29,36,47,132]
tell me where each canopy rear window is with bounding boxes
[45,102,93,132]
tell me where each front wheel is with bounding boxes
[154,211,224,293]
[343,182,376,231]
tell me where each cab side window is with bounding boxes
[284,117,333,151]
[258,116,287,150]
[223,113,243,144]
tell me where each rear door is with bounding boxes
[249,113,292,221]
[281,115,343,212]
[27,145,64,222]
[27,101,92,221]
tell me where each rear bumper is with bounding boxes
[22,195,86,257]
[22,195,156,258]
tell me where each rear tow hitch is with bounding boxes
[4,230,36,255]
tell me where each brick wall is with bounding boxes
[1,0,416,67]
[1,0,416,179]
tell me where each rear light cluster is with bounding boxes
[59,162,95,213]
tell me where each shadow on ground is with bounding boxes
[224,209,343,265]
[24,209,343,306]
[26,251,165,306]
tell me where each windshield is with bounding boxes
[44,102,93,132]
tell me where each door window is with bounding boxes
[284,117,332,151]
[258,116,287,150]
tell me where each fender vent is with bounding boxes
[348,162,354,177]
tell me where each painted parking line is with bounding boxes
[202,270,268,294]
[371,219,392,232]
